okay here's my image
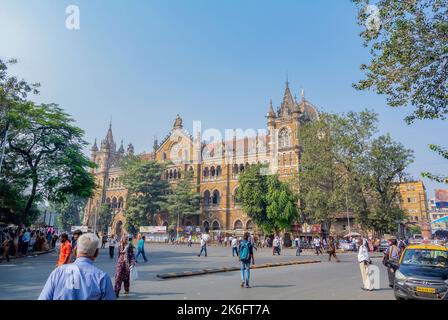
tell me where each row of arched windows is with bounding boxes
[107,177,122,188]
[202,165,222,181]
[105,196,124,209]
[202,219,252,231]
[203,188,240,207]
[165,167,194,180]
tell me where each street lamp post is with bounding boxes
[346,192,351,236]
[176,212,180,241]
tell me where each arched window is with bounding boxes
[279,127,291,149]
[112,197,118,209]
[234,188,239,205]
[189,166,194,175]
[233,164,239,176]
[203,221,210,232]
[212,220,220,231]
[216,166,222,177]
[163,152,167,161]
[118,197,124,209]
[283,153,286,166]
[203,190,211,206]
[246,220,254,230]
[173,169,178,179]
[234,220,243,230]
[169,170,173,179]
[289,153,293,165]
[203,167,209,179]
[239,164,245,173]
[178,170,181,179]
[107,179,111,187]
[210,166,216,177]
[106,198,111,209]
[165,171,169,180]
[212,190,220,205]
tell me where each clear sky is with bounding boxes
[1,0,447,198]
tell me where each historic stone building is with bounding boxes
[83,82,319,238]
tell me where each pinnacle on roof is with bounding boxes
[279,80,296,116]
[118,139,125,153]
[267,99,276,118]
[173,114,183,129]
[91,138,98,152]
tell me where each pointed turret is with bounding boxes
[127,143,134,156]
[267,99,276,118]
[100,121,116,151]
[118,140,125,154]
[91,138,98,152]
[153,136,159,154]
[279,80,295,118]
[173,114,183,129]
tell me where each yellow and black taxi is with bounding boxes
[394,243,448,300]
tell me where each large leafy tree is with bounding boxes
[52,196,87,231]
[161,170,201,228]
[121,157,169,234]
[237,164,298,234]
[363,135,414,234]
[353,0,448,123]
[5,101,96,217]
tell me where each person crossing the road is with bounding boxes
[239,232,255,288]
[231,236,239,257]
[328,236,340,262]
[135,235,148,263]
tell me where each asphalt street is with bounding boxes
[0,244,394,300]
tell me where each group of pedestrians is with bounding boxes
[1,225,58,263]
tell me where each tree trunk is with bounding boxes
[24,174,38,218]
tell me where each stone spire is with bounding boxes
[267,99,276,118]
[91,138,98,152]
[173,114,183,129]
[127,143,134,156]
[153,136,159,153]
[279,80,295,117]
[101,121,115,150]
[118,139,125,154]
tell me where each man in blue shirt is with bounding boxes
[21,228,31,255]
[38,233,115,300]
[135,235,148,263]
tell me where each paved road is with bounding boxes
[0,244,394,300]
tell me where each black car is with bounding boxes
[394,244,448,300]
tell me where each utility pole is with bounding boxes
[0,123,9,175]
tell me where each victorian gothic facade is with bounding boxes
[83,82,319,237]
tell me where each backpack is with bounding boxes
[239,241,250,261]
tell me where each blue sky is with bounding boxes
[1,0,447,198]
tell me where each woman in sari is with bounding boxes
[114,235,135,298]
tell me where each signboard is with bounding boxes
[311,225,321,233]
[139,226,167,233]
[291,224,302,232]
[71,226,88,233]
[435,189,448,208]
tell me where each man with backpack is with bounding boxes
[239,232,255,288]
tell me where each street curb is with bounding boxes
[8,249,55,260]
[156,260,321,279]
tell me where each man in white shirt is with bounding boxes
[314,237,323,255]
[108,236,116,259]
[272,237,280,255]
[358,239,373,291]
[197,233,208,257]
[231,237,238,257]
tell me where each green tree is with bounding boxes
[353,0,448,123]
[121,156,169,234]
[5,101,96,217]
[161,170,201,230]
[53,196,87,231]
[237,164,298,234]
[363,135,414,234]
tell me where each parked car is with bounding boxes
[394,244,448,300]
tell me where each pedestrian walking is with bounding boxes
[313,237,322,255]
[272,236,281,255]
[21,228,31,256]
[328,236,340,262]
[187,234,192,247]
[108,236,117,259]
[358,239,373,291]
[56,233,72,267]
[198,233,208,257]
[231,237,239,257]
[135,235,148,263]
[239,232,255,288]
[384,239,400,288]
[0,234,13,263]
[101,234,107,249]
[114,236,135,298]
[294,237,301,256]
[38,233,115,300]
